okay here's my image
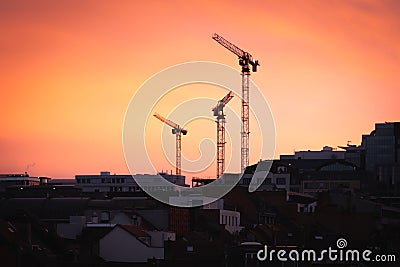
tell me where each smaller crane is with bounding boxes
[154,113,187,176]
[212,91,234,178]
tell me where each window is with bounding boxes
[260,213,276,225]
[276,178,286,185]
[319,182,328,189]
[277,166,287,173]
[245,253,257,266]
[264,178,272,184]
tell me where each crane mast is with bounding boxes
[212,33,259,171]
[212,91,234,178]
[153,113,187,176]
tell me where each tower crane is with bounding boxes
[212,91,234,178]
[153,113,187,176]
[212,33,259,171]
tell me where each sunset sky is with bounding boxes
[1,0,399,179]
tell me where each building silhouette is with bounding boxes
[362,122,400,193]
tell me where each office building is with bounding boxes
[362,122,400,192]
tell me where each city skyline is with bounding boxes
[1,1,399,178]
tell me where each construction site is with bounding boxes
[153,33,261,183]
[2,1,399,266]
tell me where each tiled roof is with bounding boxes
[119,224,149,238]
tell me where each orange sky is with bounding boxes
[1,0,399,179]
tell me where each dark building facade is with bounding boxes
[363,122,400,171]
[362,122,400,193]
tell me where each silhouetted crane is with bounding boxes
[154,113,187,176]
[212,91,234,178]
[212,33,259,171]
